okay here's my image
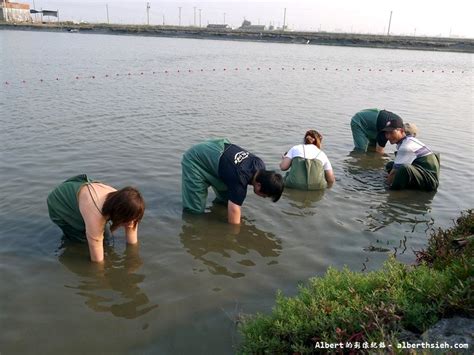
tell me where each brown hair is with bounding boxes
[304,130,323,149]
[102,187,145,231]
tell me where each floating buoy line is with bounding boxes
[3,66,468,86]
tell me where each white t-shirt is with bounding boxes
[394,136,433,169]
[285,144,333,171]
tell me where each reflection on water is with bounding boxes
[365,190,436,232]
[342,151,436,262]
[59,239,158,319]
[180,208,282,278]
[360,190,436,270]
[282,189,325,216]
[342,151,392,192]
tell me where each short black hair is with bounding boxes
[255,170,284,202]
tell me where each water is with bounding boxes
[0,30,473,354]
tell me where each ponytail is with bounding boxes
[304,130,323,149]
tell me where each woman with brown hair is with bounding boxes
[280,130,335,190]
[47,174,145,262]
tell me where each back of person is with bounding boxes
[350,109,400,153]
[285,157,327,190]
[284,144,331,190]
[47,174,91,242]
[218,143,266,205]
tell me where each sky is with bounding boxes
[24,0,474,38]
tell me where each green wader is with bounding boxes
[181,138,230,213]
[350,108,380,152]
[284,157,327,190]
[47,174,92,242]
[388,153,440,191]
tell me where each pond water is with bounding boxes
[0,30,472,354]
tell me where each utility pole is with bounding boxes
[106,3,109,24]
[32,0,37,22]
[387,10,392,35]
[223,12,226,24]
[178,7,181,26]
[282,8,286,31]
[199,8,202,27]
[162,15,165,26]
[193,7,196,26]
[146,2,150,25]
[3,0,8,22]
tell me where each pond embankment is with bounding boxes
[1,22,473,53]
[238,210,474,353]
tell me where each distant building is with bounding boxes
[207,24,230,29]
[0,1,31,22]
[239,20,266,31]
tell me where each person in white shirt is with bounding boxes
[280,130,335,190]
[381,117,440,191]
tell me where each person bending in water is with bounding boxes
[280,130,335,189]
[381,117,440,191]
[181,138,284,224]
[47,174,145,262]
[350,108,403,153]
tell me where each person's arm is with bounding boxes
[386,169,397,186]
[81,204,106,263]
[375,143,385,154]
[124,223,138,244]
[279,157,292,171]
[227,201,242,224]
[321,154,335,187]
[325,170,335,187]
[84,217,105,262]
[87,234,105,263]
[124,242,142,273]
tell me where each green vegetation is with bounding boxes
[415,209,474,270]
[238,210,473,354]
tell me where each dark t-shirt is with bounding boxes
[218,143,265,206]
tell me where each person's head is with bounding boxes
[304,129,323,149]
[404,122,418,137]
[102,187,145,232]
[381,116,406,144]
[253,170,284,202]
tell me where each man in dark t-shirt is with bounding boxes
[181,138,284,224]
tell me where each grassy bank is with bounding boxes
[238,210,473,354]
[1,22,473,53]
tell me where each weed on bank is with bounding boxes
[238,210,473,354]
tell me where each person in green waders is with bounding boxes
[279,130,335,190]
[47,175,145,262]
[350,108,401,153]
[381,117,440,191]
[181,138,284,224]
